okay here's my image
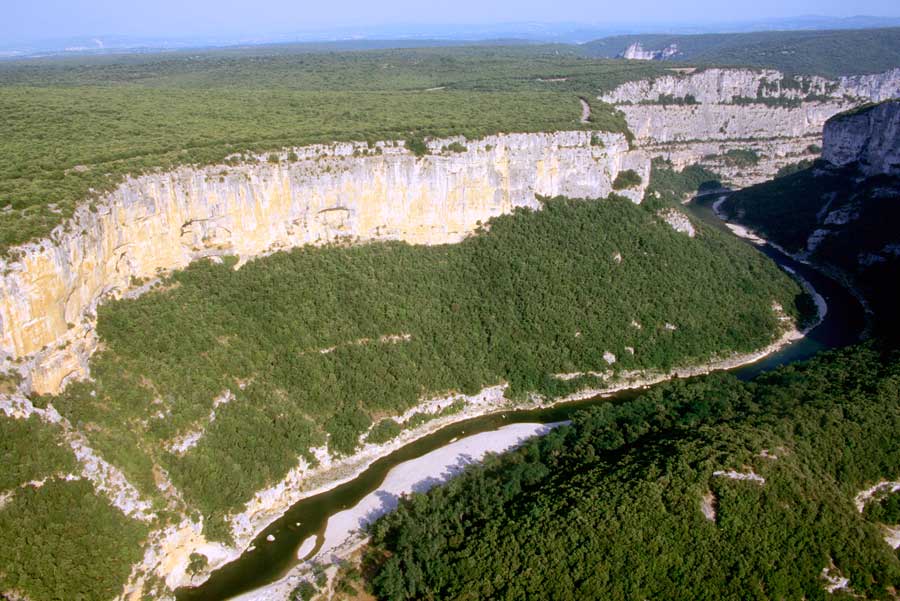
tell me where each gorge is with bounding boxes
[1,46,899,601]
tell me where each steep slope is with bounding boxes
[721,100,900,339]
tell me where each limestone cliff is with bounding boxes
[600,68,900,188]
[621,42,680,61]
[838,69,900,103]
[0,131,648,395]
[823,100,900,176]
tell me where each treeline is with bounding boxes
[366,344,900,599]
[46,195,804,534]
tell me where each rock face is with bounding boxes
[600,68,900,188]
[0,131,649,395]
[823,100,900,177]
[839,69,900,103]
[621,42,679,61]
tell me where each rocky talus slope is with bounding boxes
[0,131,648,396]
[601,68,900,187]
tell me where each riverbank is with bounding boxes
[176,303,822,601]
[224,321,821,601]
[157,194,830,601]
[711,194,873,333]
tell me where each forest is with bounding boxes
[0,414,149,601]
[0,46,668,253]
[365,343,900,600]
[40,191,805,539]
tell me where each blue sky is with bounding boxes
[4,0,900,42]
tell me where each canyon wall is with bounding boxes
[600,68,900,187]
[0,131,648,395]
[823,100,900,176]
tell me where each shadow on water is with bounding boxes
[176,193,865,601]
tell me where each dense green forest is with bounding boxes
[580,27,900,77]
[41,193,804,537]
[0,46,669,252]
[365,344,900,600]
[0,414,149,601]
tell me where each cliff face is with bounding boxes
[823,100,900,176]
[0,131,648,395]
[839,69,900,103]
[600,68,900,188]
[621,43,679,61]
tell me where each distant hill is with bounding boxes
[580,27,900,77]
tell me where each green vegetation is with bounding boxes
[442,142,468,153]
[187,553,208,576]
[289,580,317,601]
[717,148,761,168]
[612,169,642,190]
[0,414,76,490]
[366,419,404,445]
[404,136,429,157]
[774,159,814,178]
[732,95,802,108]
[644,93,699,105]
[44,196,804,534]
[366,344,900,599]
[580,27,900,77]
[0,46,669,253]
[0,413,148,601]
[643,159,722,208]
[866,492,900,525]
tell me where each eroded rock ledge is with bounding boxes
[0,131,649,395]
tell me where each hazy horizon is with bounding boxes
[5,0,900,45]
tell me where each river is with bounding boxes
[176,194,865,601]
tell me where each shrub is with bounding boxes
[444,142,467,153]
[405,136,429,157]
[187,552,208,575]
[613,169,642,190]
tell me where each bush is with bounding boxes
[290,580,317,601]
[367,419,403,445]
[187,552,208,575]
[404,136,429,157]
[613,169,642,190]
[720,148,761,167]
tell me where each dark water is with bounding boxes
[176,196,865,601]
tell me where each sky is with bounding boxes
[4,0,900,43]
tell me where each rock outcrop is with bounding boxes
[823,100,900,176]
[600,68,900,187]
[621,42,680,61]
[0,131,649,395]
